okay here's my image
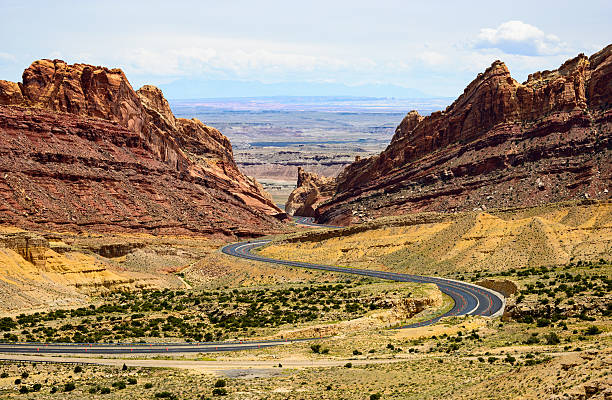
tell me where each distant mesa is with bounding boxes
[286,44,612,225]
[0,59,286,236]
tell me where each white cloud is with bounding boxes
[473,20,568,56]
[417,51,447,66]
[114,35,377,83]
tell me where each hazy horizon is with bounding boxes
[1,1,610,99]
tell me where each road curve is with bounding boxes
[222,239,505,328]
[0,221,504,355]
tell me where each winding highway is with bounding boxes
[0,218,504,355]
[221,239,506,328]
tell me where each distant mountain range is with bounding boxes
[159,79,430,99]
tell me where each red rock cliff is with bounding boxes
[0,59,285,236]
[317,45,612,225]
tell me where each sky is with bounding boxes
[0,0,610,98]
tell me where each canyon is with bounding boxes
[287,45,612,225]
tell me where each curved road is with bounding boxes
[222,240,505,329]
[0,219,504,355]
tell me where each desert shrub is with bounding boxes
[127,377,137,385]
[310,344,321,353]
[212,387,228,396]
[545,332,560,345]
[536,318,551,327]
[214,379,226,388]
[74,365,83,373]
[19,386,29,394]
[63,382,76,392]
[370,394,382,400]
[344,362,352,368]
[155,392,177,399]
[585,326,601,335]
[144,382,153,389]
[112,380,126,390]
[353,349,362,355]
[100,387,111,394]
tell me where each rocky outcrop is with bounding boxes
[0,59,285,237]
[285,167,337,216]
[0,232,48,268]
[475,279,518,297]
[316,45,612,225]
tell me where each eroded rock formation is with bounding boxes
[285,167,337,216]
[0,59,285,236]
[316,45,612,225]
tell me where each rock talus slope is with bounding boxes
[0,59,285,237]
[316,45,612,225]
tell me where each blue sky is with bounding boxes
[0,0,610,98]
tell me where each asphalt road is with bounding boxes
[222,240,505,328]
[293,216,341,229]
[0,220,504,355]
[0,339,310,355]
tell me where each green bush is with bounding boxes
[144,382,153,389]
[545,332,560,345]
[155,392,177,399]
[214,379,226,388]
[19,386,29,394]
[63,382,76,392]
[344,362,352,368]
[74,366,83,373]
[112,380,126,390]
[370,394,382,400]
[585,326,601,335]
[212,387,228,396]
[100,387,111,394]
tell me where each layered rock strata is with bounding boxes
[0,60,285,236]
[316,45,612,225]
[285,167,337,216]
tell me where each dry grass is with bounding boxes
[260,201,612,276]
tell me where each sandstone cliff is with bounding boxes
[0,59,285,236]
[285,167,337,216]
[316,45,612,225]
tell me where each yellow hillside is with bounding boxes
[260,201,612,275]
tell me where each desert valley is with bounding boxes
[0,2,610,399]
